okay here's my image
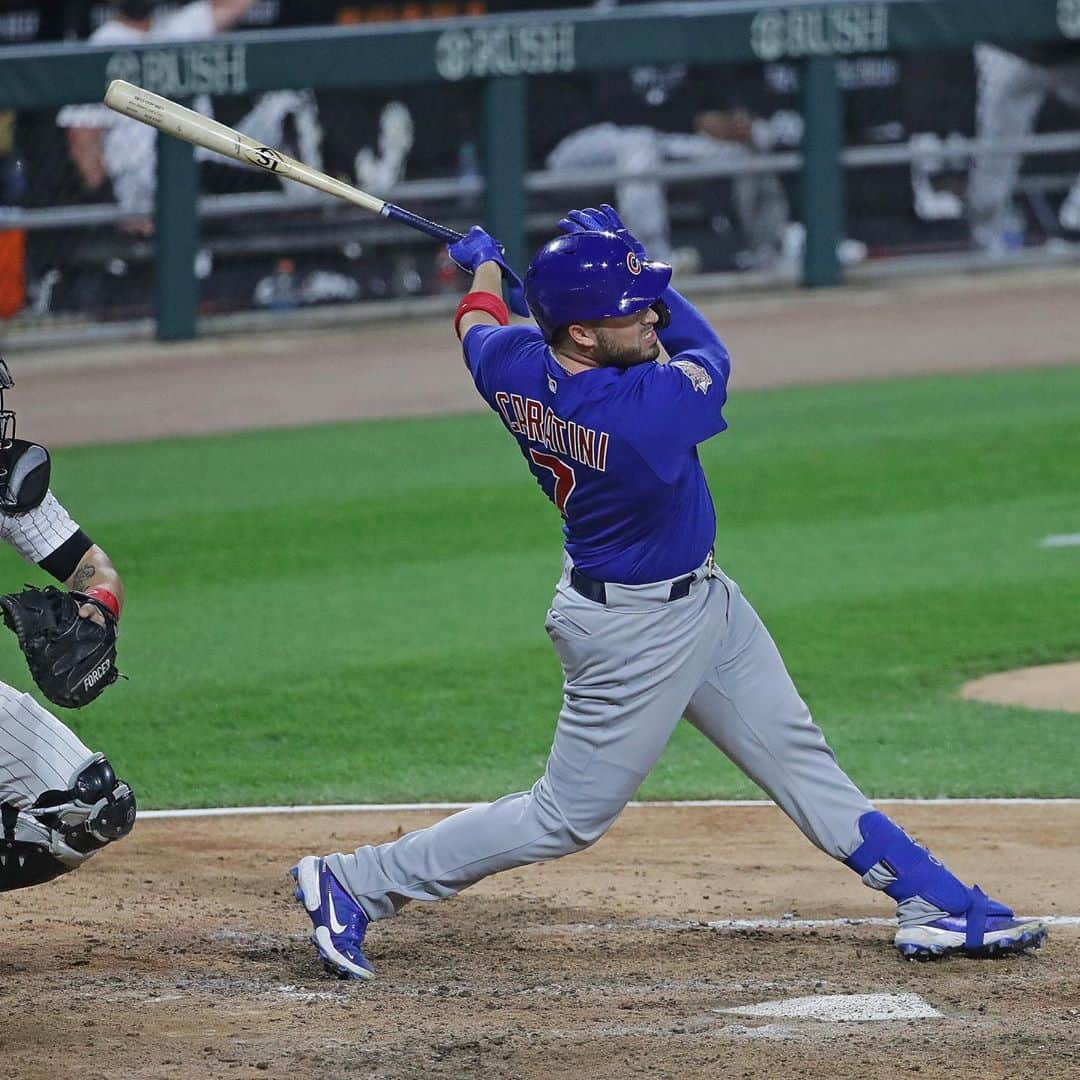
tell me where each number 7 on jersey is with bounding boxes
[529,449,577,516]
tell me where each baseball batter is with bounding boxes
[0,361,135,891]
[292,206,1048,979]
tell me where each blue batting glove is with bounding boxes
[503,275,528,317]
[596,200,643,257]
[557,206,607,235]
[595,203,647,258]
[447,226,529,316]
[557,204,647,259]
[448,225,503,274]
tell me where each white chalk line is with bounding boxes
[540,916,1080,932]
[706,916,1080,929]
[140,799,1080,929]
[140,796,1080,820]
[132,800,1080,933]
[1040,532,1080,548]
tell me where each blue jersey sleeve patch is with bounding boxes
[669,359,714,394]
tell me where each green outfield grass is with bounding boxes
[6,364,1078,807]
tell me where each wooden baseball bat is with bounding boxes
[103,79,464,243]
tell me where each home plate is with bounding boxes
[717,993,943,1022]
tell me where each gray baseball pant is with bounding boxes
[545,123,789,263]
[328,558,881,921]
[968,43,1080,248]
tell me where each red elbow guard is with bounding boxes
[455,291,510,339]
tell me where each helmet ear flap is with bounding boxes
[651,300,671,331]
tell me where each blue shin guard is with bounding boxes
[843,811,1012,949]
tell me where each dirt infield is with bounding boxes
[3,804,1077,1080]
[4,268,1079,1078]
[962,662,1080,713]
[10,265,1080,448]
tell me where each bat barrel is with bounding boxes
[104,80,470,250]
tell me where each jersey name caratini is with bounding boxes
[493,393,611,472]
[462,289,731,585]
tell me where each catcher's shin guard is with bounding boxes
[0,807,79,890]
[0,753,136,891]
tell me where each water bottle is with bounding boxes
[1,154,27,206]
[267,257,298,311]
[458,141,479,182]
[1001,202,1025,252]
[457,141,480,207]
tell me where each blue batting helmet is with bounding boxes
[524,231,672,342]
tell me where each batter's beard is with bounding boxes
[593,330,662,368]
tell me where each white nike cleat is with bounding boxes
[290,855,375,980]
[895,911,1049,960]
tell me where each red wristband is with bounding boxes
[454,291,510,339]
[83,586,121,621]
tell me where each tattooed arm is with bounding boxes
[65,544,124,626]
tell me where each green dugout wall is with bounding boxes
[1,0,1076,339]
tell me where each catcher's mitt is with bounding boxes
[0,585,119,708]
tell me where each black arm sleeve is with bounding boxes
[37,528,94,582]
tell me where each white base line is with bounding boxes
[707,916,1080,929]
[132,801,1080,929]
[1040,533,1080,547]
[140,796,1080,820]
[135,802,1079,929]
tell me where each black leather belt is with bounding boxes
[570,550,713,605]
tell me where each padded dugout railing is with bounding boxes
[0,0,1076,340]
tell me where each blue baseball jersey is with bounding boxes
[462,288,731,585]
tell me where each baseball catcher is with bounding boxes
[0,359,135,891]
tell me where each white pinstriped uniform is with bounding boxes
[0,491,95,809]
[0,491,79,564]
[56,4,324,216]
